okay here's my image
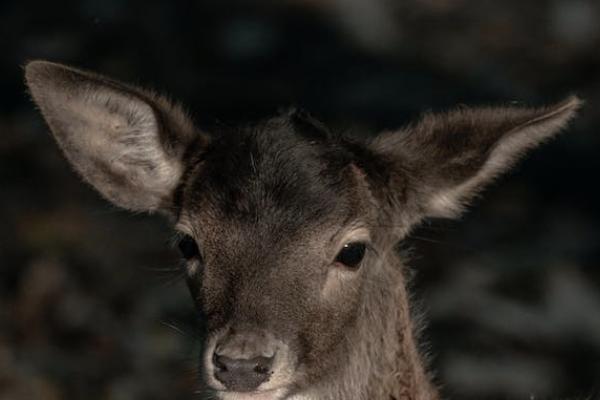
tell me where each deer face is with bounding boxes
[25,61,580,400]
[176,120,385,398]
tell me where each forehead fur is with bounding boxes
[180,111,368,235]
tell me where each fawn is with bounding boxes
[25,60,580,400]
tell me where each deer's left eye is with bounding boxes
[335,242,367,269]
[178,235,201,260]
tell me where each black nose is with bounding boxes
[213,352,274,392]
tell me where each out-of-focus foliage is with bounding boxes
[1,1,599,399]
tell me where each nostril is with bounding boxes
[213,354,273,374]
[213,353,227,371]
[253,363,269,374]
[252,357,273,374]
[212,353,274,391]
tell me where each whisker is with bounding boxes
[161,320,192,337]
[405,234,447,245]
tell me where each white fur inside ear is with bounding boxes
[25,60,192,212]
[52,87,183,211]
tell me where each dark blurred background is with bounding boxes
[1,1,599,399]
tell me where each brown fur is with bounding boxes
[24,60,581,400]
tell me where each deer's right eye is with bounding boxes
[178,235,201,261]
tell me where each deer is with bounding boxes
[24,60,581,400]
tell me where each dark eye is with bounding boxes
[335,242,367,269]
[177,235,201,261]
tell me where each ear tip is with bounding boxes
[24,60,84,93]
[24,60,63,93]
[566,94,584,105]
[25,60,59,79]
[560,94,584,114]
[541,95,584,127]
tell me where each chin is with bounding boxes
[216,388,290,400]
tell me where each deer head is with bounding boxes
[25,60,580,400]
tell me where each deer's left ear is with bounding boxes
[370,96,582,220]
[25,61,209,213]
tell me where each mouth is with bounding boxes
[216,387,289,400]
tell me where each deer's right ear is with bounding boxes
[25,61,208,212]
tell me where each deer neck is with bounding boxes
[374,263,439,400]
[299,256,439,400]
